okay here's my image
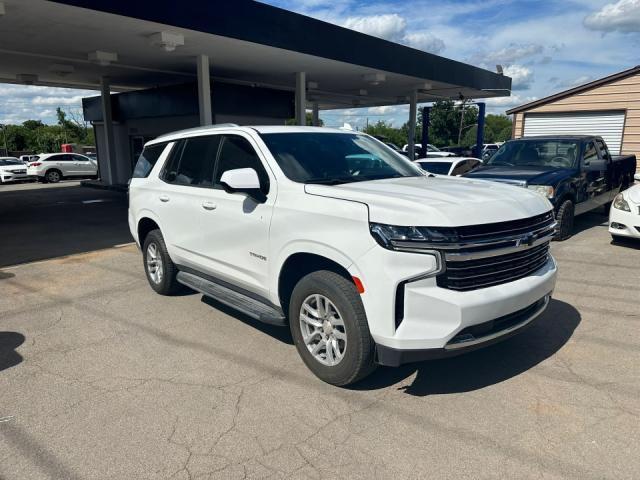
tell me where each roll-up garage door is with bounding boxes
[523,111,625,154]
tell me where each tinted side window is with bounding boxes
[45,155,63,162]
[214,136,269,193]
[596,139,610,160]
[133,143,168,179]
[73,154,89,161]
[584,142,598,165]
[164,136,221,187]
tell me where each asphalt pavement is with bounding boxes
[0,184,638,479]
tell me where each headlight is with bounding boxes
[369,223,458,251]
[527,185,554,199]
[613,193,631,212]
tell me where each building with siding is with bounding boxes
[507,66,640,169]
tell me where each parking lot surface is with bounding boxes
[0,181,131,268]
[1,192,639,478]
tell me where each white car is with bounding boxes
[609,184,640,241]
[402,143,455,157]
[27,153,97,183]
[414,157,482,176]
[0,157,33,183]
[129,125,557,386]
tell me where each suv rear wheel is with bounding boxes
[289,270,376,386]
[143,229,181,295]
[45,169,62,183]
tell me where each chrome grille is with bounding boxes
[436,211,555,292]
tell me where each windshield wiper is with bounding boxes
[304,178,355,185]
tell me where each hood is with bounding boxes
[0,164,26,171]
[626,185,640,204]
[304,175,552,226]
[465,165,574,186]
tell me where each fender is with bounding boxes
[269,240,367,305]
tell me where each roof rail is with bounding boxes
[153,123,240,142]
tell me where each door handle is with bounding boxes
[202,201,217,211]
[159,195,170,202]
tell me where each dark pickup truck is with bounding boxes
[465,136,637,239]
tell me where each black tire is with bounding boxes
[554,199,574,241]
[289,270,376,386]
[45,169,62,183]
[142,229,181,295]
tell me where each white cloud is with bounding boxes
[403,32,446,54]
[343,13,406,41]
[483,43,544,64]
[32,96,86,105]
[342,13,445,53]
[503,64,534,90]
[0,84,95,124]
[584,0,640,32]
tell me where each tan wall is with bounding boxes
[512,71,640,167]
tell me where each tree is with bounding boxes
[286,112,324,126]
[363,120,406,147]
[418,100,477,147]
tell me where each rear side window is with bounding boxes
[163,136,222,187]
[133,143,168,179]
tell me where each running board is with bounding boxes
[176,271,287,326]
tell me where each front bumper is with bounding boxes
[353,245,558,355]
[376,294,550,366]
[1,173,34,182]
[609,204,640,239]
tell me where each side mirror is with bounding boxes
[219,168,266,203]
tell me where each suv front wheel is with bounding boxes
[289,270,376,386]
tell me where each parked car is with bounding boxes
[465,136,637,240]
[19,155,38,163]
[129,125,557,386]
[0,157,33,183]
[609,183,640,241]
[27,153,97,183]
[403,143,455,157]
[414,157,482,176]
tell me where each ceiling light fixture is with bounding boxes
[149,31,185,52]
[0,2,5,16]
[88,50,118,66]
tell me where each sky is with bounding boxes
[1,0,639,128]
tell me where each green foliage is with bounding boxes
[286,112,324,126]
[0,109,94,154]
[362,120,406,147]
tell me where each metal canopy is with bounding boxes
[0,0,511,109]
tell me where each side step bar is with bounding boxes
[176,271,287,326]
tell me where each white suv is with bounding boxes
[129,125,557,386]
[27,153,97,183]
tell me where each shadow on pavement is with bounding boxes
[201,296,294,345]
[572,211,609,236]
[0,184,132,267]
[0,332,25,372]
[351,299,580,395]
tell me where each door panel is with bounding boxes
[581,141,609,209]
[191,134,274,297]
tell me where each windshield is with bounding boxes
[417,161,452,175]
[260,133,423,184]
[0,159,23,166]
[427,144,440,152]
[488,140,579,168]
